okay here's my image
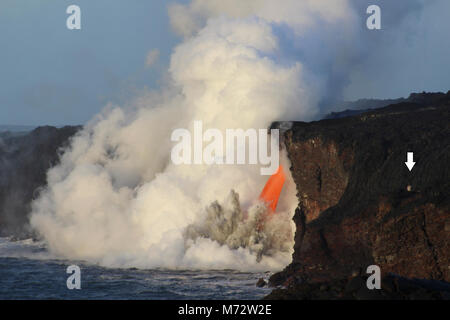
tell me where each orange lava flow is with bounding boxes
[259,165,286,213]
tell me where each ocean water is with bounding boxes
[0,238,272,300]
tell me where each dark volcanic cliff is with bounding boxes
[268,92,450,298]
[0,126,80,237]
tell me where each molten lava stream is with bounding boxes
[259,165,286,214]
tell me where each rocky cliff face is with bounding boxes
[270,92,450,294]
[0,126,80,237]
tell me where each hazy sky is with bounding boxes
[1,0,449,126]
[0,0,182,125]
[345,0,450,101]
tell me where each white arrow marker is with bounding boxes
[405,152,416,171]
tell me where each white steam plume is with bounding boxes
[30,0,357,271]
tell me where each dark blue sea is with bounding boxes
[0,238,272,299]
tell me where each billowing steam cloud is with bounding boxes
[30,0,358,271]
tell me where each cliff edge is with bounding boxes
[268,92,450,299]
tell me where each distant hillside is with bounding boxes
[324,91,450,119]
[0,125,36,133]
[0,125,81,237]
